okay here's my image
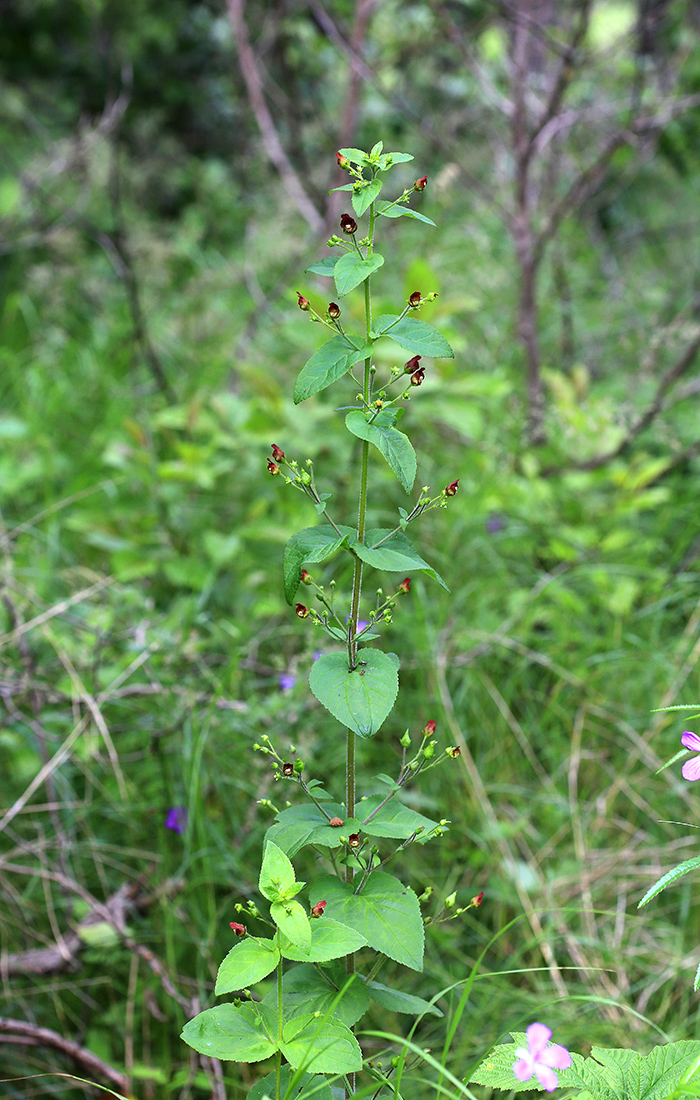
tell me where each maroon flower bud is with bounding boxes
[403,355,421,375]
[348,833,360,848]
[447,746,461,758]
[329,817,344,827]
[229,922,246,937]
[398,578,411,594]
[271,444,285,462]
[328,302,341,319]
[310,899,327,918]
[337,151,350,170]
[267,459,280,476]
[410,367,425,386]
[282,762,294,776]
[295,603,310,618]
[409,291,422,308]
[445,479,460,497]
[414,176,428,192]
[423,720,437,736]
[297,292,310,311]
[471,892,484,908]
[340,213,357,234]
[301,569,312,584]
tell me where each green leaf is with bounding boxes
[376,201,436,227]
[281,1013,363,1075]
[282,525,353,605]
[373,314,453,357]
[267,801,359,856]
[345,410,416,493]
[357,794,439,842]
[351,179,382,217]
[247,1067,334,1100]
[270,899,311,954]
[354,528,447,589]
[337,147,370,166]
[638,856,700,907]
[181,1003,277,1062]
[279,917,367,962]
[333,252,384,298]
[259,841,297,902]
[309,649,400,738]
[384,152,414,164]
[305,257,339,276]
[470,1036,700,1099]
[264,963,369,1028]
[368,980,443,1017]
[294,335,368,403]
[215,937,280,994]
[310,872,424,971]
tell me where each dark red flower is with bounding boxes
[409,291,422,308]
[328,302,341,319]
[340,213,357,234]
[229,922,246,937]
[297,292,310,311]
[329,817,344,827]
[348,833,360,848]
[410,367,425,386]
[337,151,350,170]
[295,604,310,618]
[445,480,460,497]
[423,720,437,736]
[271,444,285,462]
[267,459,280,476]
[301,569,312,584]
[282,762,294,776]
[414,176,428,192]
[403,355,421,375]
[310,900,327,918]
[398,578,411,594]
[447,746,461,758]
[471,892,484,908]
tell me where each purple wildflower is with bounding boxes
[279,674,296,691]
[313,651,323,662]
[513,1023,571,1093]
[486,512,506,535]
[165,806,187,835]
[681,731,700,780]
[346,617,370,632]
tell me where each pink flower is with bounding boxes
[513,1023,571,1093]
[681,731,700,780]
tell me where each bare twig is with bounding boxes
[0,1017,131,1093]
[227,0,324,234]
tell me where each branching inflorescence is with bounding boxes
[180,143,472,1099]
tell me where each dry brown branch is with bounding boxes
[543,309,700,475]
[227,0,324,234]
[0,1017,131,1093]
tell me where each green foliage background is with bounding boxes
[4,1,700,1096]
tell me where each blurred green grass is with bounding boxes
[4,54,700,1100]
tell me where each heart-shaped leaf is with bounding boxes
[309,649,399,737]
[283,525,353,604]
[333,252,384,298]
[373,314,453,358]
[215,937,280,994]
[354,528,448,589]
[294,335,371,403]
[310,872,424,971]
[345,410,416,493]
[181,1002,277,1062]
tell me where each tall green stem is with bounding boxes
[275,930,283,1100]
[345,205,377,1100]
